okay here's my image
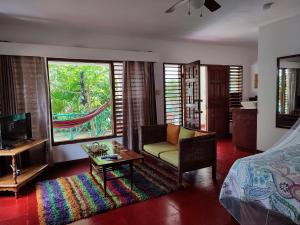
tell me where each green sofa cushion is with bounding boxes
[179,127,195,141]
[143,142,178,157]
[159,151,179,168]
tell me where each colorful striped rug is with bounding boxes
[36,162,179,225]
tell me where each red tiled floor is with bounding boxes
[0,139,251,225]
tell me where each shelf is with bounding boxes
[0,164,48,188]
[0,138,48,156]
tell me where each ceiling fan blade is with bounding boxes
[165,0,188,13]
[204,0,221,12]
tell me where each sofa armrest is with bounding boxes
[139,124,167,151]
[178,132,216,172]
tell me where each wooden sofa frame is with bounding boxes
[139,124,217,185]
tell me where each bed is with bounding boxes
[219,142,300,225]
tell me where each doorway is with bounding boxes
[206,65,230,138]
[200,66,208,131]
[174,62,231,137]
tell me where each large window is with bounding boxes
[48,59,123,144]
[163,63,183,125]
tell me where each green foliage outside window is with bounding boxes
[48,62,113,142]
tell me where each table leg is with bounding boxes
[44,141,47,163]
[103,166,107,197]
[130,162,133,190]
[12,156,17,184]
[89,157,92,174]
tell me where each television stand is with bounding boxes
[1,145,14,150]
[0,138,48,198]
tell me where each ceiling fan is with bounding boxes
[165,0,221,15]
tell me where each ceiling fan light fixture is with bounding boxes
[191,0,205,9]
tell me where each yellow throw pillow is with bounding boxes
[167,124,180,145]
[178,127,195,141]
[194,131,207,137]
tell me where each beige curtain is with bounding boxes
[12,56,52,164]
[0,56,17,176]
[0,55,51,175]
[0,56,17,116]
[122,61,157,150]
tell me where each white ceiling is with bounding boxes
[0,0,300,46]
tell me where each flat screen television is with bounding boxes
[0,113,32,149]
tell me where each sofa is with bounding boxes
[139,124,217,186]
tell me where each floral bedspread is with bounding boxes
[219,144,300,224]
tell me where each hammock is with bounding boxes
[53,100,111,129]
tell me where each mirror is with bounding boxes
[277,55,300,128]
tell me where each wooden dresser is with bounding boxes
[232,108,257,151]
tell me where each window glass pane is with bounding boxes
[48,60,113,143]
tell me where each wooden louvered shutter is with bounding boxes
[113,62,124,136]
[183,61,201,129]
[229,65,243,122]
[163,64,183,125]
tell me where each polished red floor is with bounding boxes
[0,139,251,225]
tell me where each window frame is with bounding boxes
[47,58,121,146]
[163,63,184,125]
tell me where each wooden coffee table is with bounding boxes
[81,141,143,196]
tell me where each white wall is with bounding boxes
[0,24,257,162]
[257,14,300,151]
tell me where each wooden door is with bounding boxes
[207,65,230,137]
[183,61,201,129]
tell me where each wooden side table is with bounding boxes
[0,139,48,197]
